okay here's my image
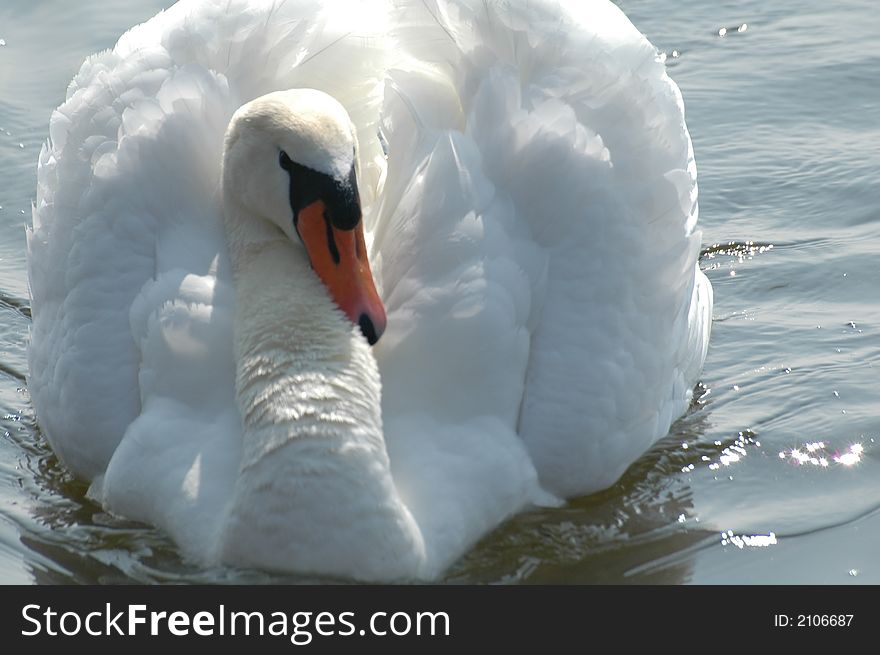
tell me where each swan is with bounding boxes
[26,0,713,581]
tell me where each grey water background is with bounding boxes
[0,0,877,584]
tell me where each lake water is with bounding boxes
[0,0,878,584]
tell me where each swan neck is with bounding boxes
[217,197,428,582]
[223,200,384,464]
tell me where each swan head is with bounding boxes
[222,89,386,345]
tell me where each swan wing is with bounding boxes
[375,0,713,496]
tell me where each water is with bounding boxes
[1,0,878,584]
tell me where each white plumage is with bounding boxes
[27,0,712,581]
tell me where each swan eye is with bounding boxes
[279,150,293,171]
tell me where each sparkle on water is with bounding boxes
[720,530,777,550]
[779,441,865,468]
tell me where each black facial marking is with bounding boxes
[279,150,361,234]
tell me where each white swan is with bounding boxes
[26,0,712,581]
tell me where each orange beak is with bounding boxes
[296,200,386,345]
